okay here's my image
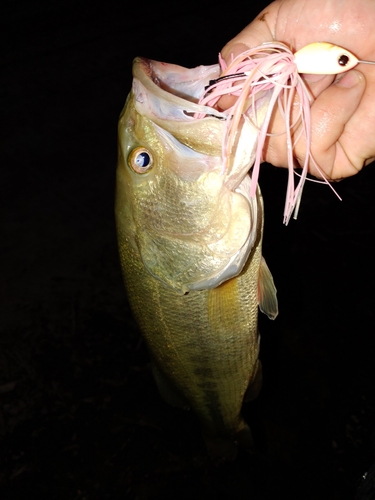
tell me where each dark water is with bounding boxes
[1,1,375,498]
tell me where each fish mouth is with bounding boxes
[133,57,226,118]
[130,57,227,157]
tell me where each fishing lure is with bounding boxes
[197,42,375,224]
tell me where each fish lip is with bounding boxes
[134,57,174,96]
[133,57,154,81]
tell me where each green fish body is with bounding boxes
[115,58,278,461]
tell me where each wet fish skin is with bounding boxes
[115,58,277,461]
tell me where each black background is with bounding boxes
[2,1,375,498]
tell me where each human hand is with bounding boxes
[221,0,375,180]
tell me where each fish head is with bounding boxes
[116,58,268,294]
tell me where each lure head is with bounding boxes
[294,42,359,74]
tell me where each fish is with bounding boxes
[115,57,278,462]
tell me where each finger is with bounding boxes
[217,44,250,111]
[298,69,366,179]
[262,74,335,167]
[302,74,336,100]
[263,70,366,179]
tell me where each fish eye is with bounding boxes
[128,147,153,174]
[338,54,350,67]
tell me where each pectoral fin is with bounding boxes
[258,256,278,320]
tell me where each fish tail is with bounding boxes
[202,419,255,463]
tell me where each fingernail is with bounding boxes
[335,70,362,88]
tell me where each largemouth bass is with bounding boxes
[115,57,278,461]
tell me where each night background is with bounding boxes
[1,1,375,498]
